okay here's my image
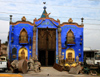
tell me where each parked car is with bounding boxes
[0,56,7,72]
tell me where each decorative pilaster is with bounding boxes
[58,25,62,64]
[10,15,12,24]
[81,17,84,26]
[32,25,37,60]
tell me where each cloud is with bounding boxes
[0,0,100,49]
[0,20,9,43]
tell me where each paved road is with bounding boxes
[21,67,99,77]
[0,67,100,77]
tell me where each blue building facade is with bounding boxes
[8,8,84,66]
[8,19,34,61]
[61,21,84,62]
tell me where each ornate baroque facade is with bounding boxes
[8,7,84,66]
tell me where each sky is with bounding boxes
[0,0,100,50]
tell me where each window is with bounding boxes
[19,28,28,43]
[2,48,7,51]
[0,58,5,61]
[12,47,17,59]
[12,47,17,54]
[67,29,75,44]
[95,53,100,60]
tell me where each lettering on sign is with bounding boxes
[41,21,53,26]
[62,26,77,29]
[18,24,29,27]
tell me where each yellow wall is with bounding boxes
[66,48,75,58]
[18,47,28,58]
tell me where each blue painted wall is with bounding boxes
[9,23,34,61]
[61,25,83,62]
[8,19,83,63]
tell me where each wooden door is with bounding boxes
[38,29,47,50]
[48,29,56,50]
[21,50,25,60]
[38,28,56,66]
[68,53,72,62]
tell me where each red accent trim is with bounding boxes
[11,21,34,26]
[34,18,60,25]
[60,22,84,28]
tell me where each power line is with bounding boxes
[0,1,100,9]
[84,18,100,21]
[85,23,100,26]
[0,12,41,16]
[0,19,100,26]
[0,12,100,21]
[85,28,100,30]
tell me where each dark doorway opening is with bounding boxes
[38,50,55,66]
[48,51,55,66]
[38,50,46,66]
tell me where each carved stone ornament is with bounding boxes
[33,25,37,31]
[34,18,37,21]
[57,19,60,22]
[76,56,79,62]
[29,46,31,49]
[11,37,14,40]
[43,13,51,18]
[68,18,73,23]
[42,18,45,21]
[21,16,26,21]
[10,15,12,24]
[58,27,61,32]
[13,55,16,59]
[61,55,64,60]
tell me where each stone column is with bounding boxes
[32,25,37,59]
[58,25,62,64]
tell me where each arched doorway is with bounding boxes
[66,48,75,63]
[18,47,28,60]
